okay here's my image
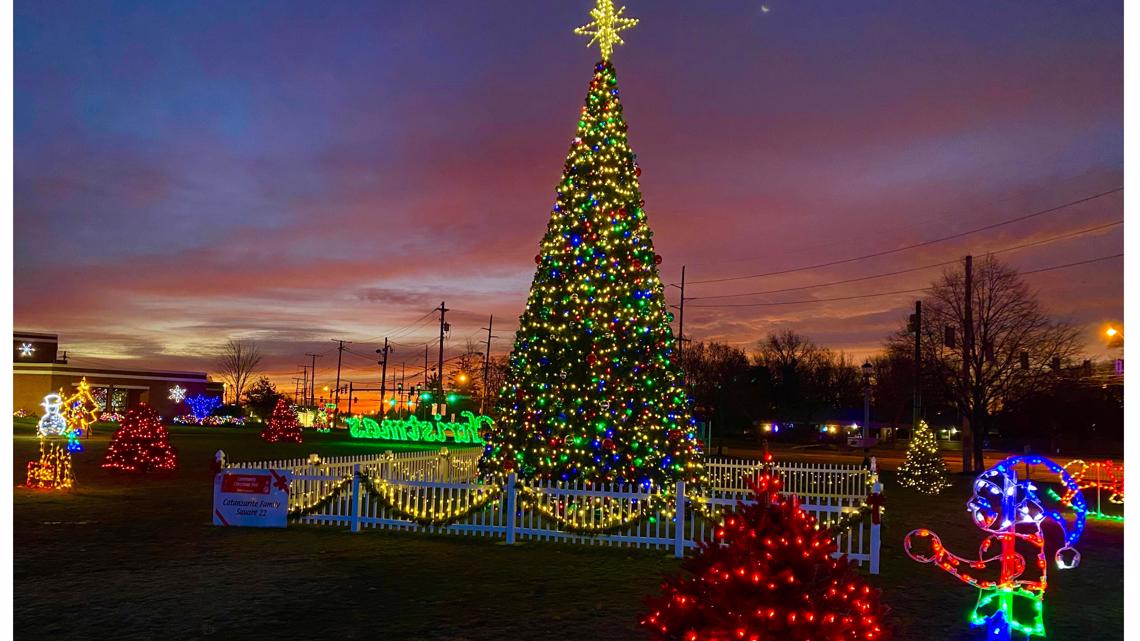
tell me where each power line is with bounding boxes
[686,219,1123,301]
[684,172,1121,269]
[688,187,1123,285]
[1019,253,1123,275]
[687,252,1123,309]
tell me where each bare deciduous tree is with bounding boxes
[754,329,823,371]
[897,256,1080,472]
[217,339,263,404]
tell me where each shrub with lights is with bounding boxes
[261,399,303,444]
[479,0,704,490]
[102,404,178,473]
[643,471,890,640]
[897,419,951,495]
[184,394,223,422]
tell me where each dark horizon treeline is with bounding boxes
[682,330,1123,455]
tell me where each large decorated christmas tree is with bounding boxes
[480,1,704,490]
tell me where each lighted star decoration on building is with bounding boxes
[168,385,187,403]
[574,0,638,61]
[19,343,35,357]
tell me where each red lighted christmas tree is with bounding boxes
[261,399,303,444]
[102,404,178,473]
[643,471,889,641]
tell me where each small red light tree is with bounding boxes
[102,404,178,473]
[643,472,890,641]
[261,398,303,444]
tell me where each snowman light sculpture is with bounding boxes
[904,456,1085,641]
[37,393,71,438]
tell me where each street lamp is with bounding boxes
[1106,326,1123,349]
[861,361,874,444]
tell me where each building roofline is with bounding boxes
[13,362,211,379]
[13,331,59,342]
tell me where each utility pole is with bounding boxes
[962,255,975,474]
[299,365,310,405]
[377,338,391,417]
[331,340,351,423]
[305,353,322,406]
[436,301,450,394]
[678,265,686,366]
[347,381,354,415]
[912,300,922,434]
[668,266,687,369]
[424,345,429,387]
[481,315,498,414]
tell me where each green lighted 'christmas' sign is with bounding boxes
[346,411,492,444]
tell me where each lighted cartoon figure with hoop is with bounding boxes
[904,456,1085,640]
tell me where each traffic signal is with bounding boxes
[1019,351,1029,370]
[944,326,955,349]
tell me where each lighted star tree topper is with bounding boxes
[479,1,705,490]
[573,0,638,61]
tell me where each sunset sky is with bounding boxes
[14,1,1123,392]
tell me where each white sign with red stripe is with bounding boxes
[212,468,291,528]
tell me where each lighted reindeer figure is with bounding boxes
[904,456,1085,641]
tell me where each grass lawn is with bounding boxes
[13,419,1123,640]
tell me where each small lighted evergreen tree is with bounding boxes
[102,404,178,473]
[261,398,303,444]
[479,1,703,490]
[643,472,891,640]
[897,419,951,495]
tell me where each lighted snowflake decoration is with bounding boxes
[19,343,35,357]
[168,385,187,402]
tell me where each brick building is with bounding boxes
[13,331,224,418]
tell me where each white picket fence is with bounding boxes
[227,450,880,573]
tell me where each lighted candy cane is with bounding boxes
[1061,459,1123,507]
[905,456,1084,641]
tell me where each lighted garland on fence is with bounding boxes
[288,475,353,518]
[515,484,671,535]
[357,472,503,527]
[687,493,876,538]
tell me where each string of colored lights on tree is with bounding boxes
[904,456,1084,640]
[261,399,303,444]
[25,439,75,491]
[642,471,889,641]
[102,405,179,473]
[184,394,223,421]
[479,1,705,492]
[897,419,951,495]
